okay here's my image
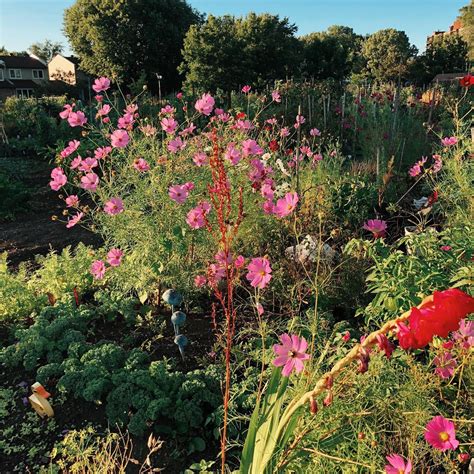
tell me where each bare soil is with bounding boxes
[0,156,100,267]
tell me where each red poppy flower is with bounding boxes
[459,75,474,87]
[397,289,474,350]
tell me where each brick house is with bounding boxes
[0,55,48,100]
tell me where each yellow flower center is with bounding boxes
[288,350,296,358]
[259,270,266,277]
[439,431,449,442]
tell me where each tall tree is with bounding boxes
[459,0,474,62]
[236,13,300,86]
[362,29,417,81]
[301,25,363,79]
[29,39,63,62]
[180,12,300,95]
[64,0,201,91]
[409,34,469,85]
[179,15,246,97]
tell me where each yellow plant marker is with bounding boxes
[29,383,54,418]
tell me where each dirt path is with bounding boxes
[0,157,100,267]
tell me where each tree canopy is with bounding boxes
[459,0,474,62]
[301,25,363,79]
[180,12,300,94]
[63,0,202,91]
[362,29,417,81]
[29,39,64,63]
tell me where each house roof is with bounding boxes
[66,56,81,66]
[0,55,47,69]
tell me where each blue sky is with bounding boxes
[0,0,467,55]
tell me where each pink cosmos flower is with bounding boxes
[167,137,186,153]
[234,255,245,268]
[125,103,138,114]
[363,219,387,238]
[433,352,457,379]
[169,184,190,204]
[161,117,178,134]
[256,303,264,316]
[65,195,79,207]
[95,95,103,102]
[140,124,157,137]
[92,77,111,93]
[425,416,459,451]
[208,263,226,284]
[242,139,263,157]
[261,183,274,200]
[246,257,272,289]
[280,127,290,137]
[214,108,224,116]
[409,162,422,177]
[104,197,124,215]
[59,103,74,119]
[111,129,130,148]
[242,85,251,94]
[385,454,412,474]
[342,331,350,342]
[263,200,275,214]
[194,275,207,287]
[133,158,150,172]
[90,259,106,279]
[94,146,112,160]
[272,333,310,376]
[160,104,176,115]
[193,151,208,167]
[118,112,134,129]
[186,201,211,229]
[179,123,196,136]
[452,319,474,348]
[49,167,67,191]
[176,92,183,100]
[432,155,443,173]
[97,104,111,116]
[218,112,231,122]
[215,250,232,267]
[441,136,457,147]
[274,192,299,218]
[224,143,242,165]
[294,114,305,129]
[60,140,81,158]
[68,111,87,127]
[312,153,323,165]
[66,211,84,228]
[271,90,281,102]
[234,119,254,131]
[70,156,82,169]
[310,128,321,137]
[106,248,123,267]
[440,245,452,251]
[78,157,98,172]
[195,93,215,116]
[80,172,99,191]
